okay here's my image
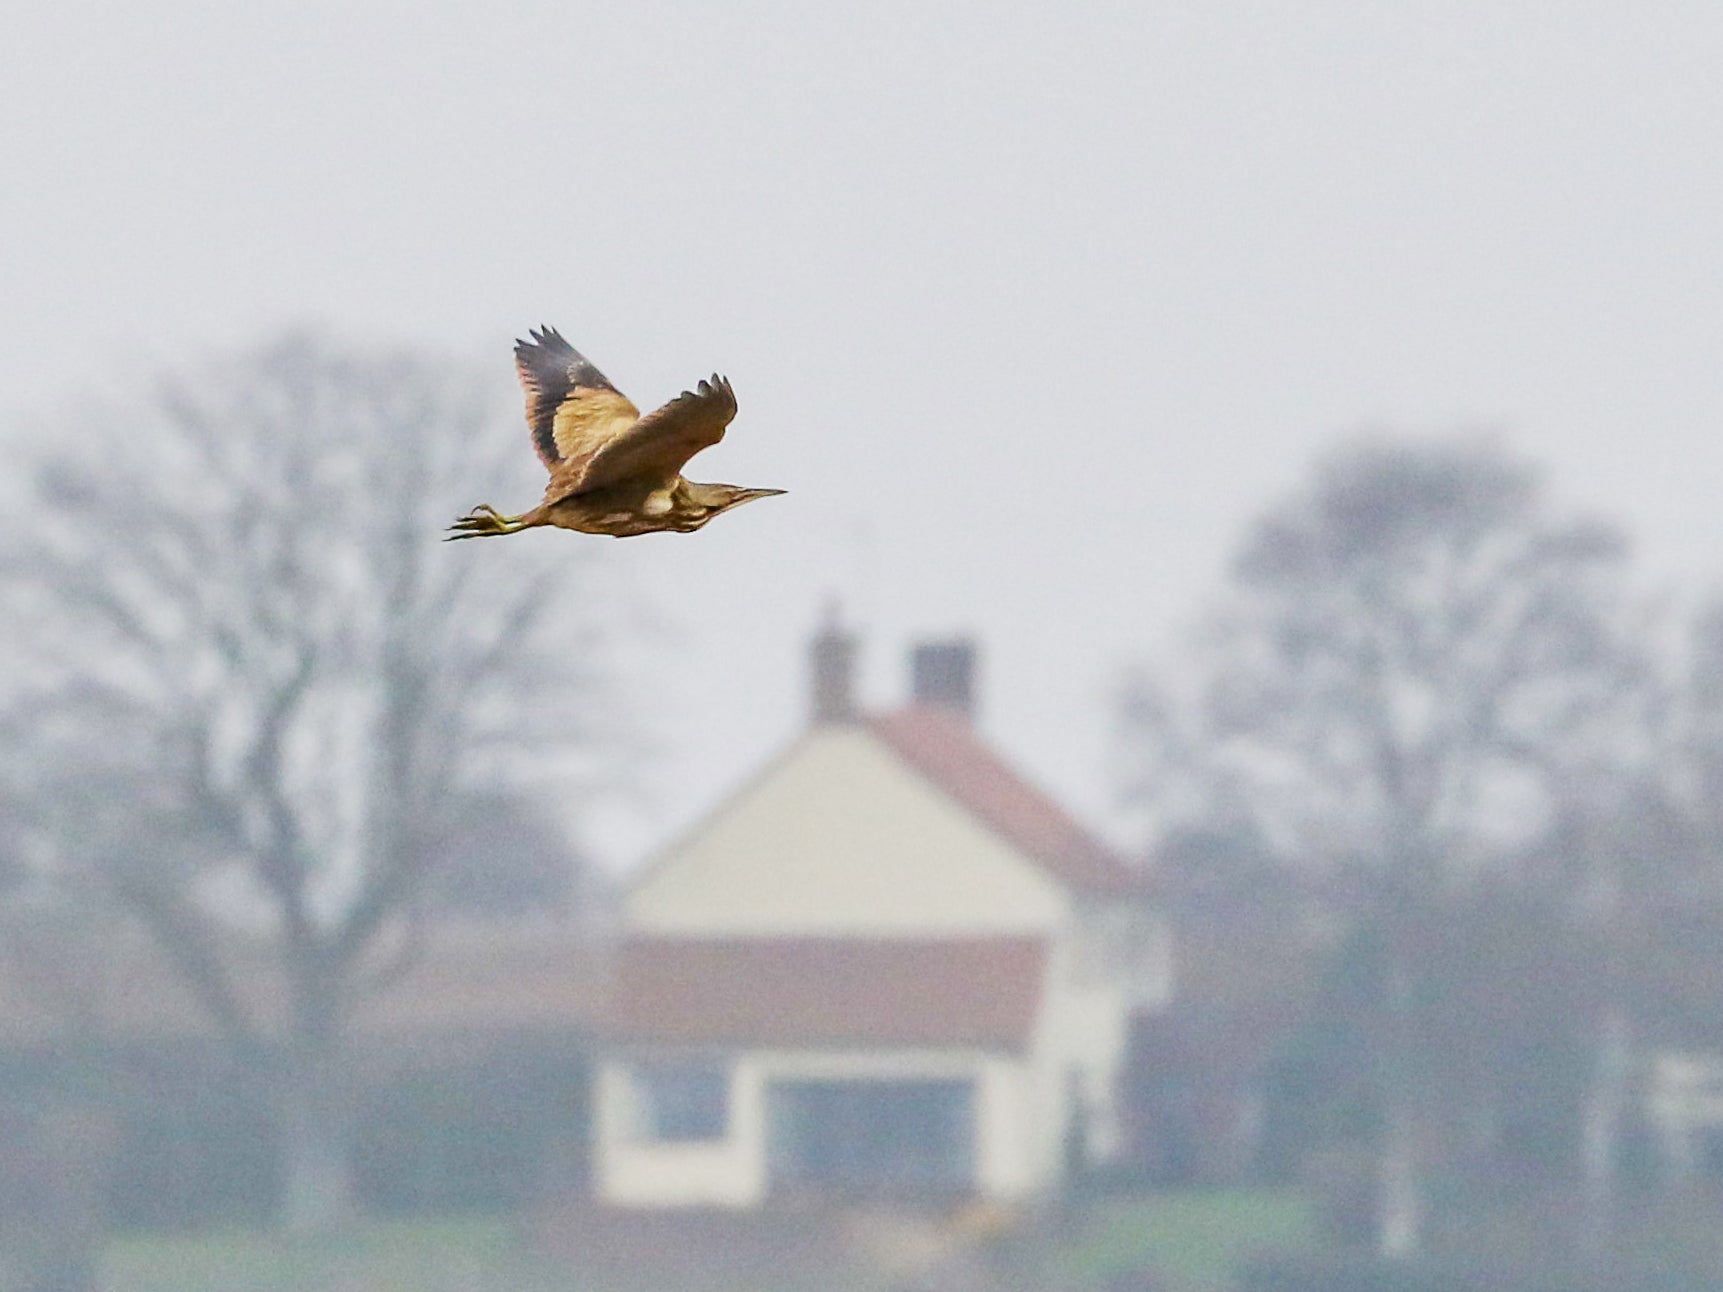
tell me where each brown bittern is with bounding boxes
[447,327,783,540]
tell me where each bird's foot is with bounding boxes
[445,504,527,540]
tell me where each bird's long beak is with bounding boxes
[731,488,787,507]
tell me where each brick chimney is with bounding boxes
[909,638,977,722]
[809,609,859,724]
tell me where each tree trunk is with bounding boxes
[1579,1003,1631,1263]
[1377,1103,1423,1258]
[1376,935,1423,1258]
[275,1038,353,1234]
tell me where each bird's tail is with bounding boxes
[445,504,532,540]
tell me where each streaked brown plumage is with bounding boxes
[447,327,783,540]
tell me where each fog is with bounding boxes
[4,2,1723,1289]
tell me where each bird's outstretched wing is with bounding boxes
[514,326,641,471]
[547,375,738,499]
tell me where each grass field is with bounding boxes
[102,1217,588,1292]
[1050,1189,1316,1289]
[102,1189,1316,1292]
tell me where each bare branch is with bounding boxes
[0,331,620,1176]
[1128,434,1655,887]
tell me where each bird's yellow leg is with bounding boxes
[445,503,531,539]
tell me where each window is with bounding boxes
[632,1062,730,1143]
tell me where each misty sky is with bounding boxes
[6,2,1722,867]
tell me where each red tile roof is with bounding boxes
[869,706,1138,895]
[601,937,1048,1049]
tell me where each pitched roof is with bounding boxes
[601,936,1048,1049]
[355,921,608,1038]
[0,920,606,1048]
[868,706,1138,895]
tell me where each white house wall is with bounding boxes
[1044,901,1172,1166]
[627,727,1068,937]
[973,1055,1039,1197]
[1039,937,1134,1169]
[593,1056,767,1208]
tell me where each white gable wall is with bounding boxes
[627,726,1069,937]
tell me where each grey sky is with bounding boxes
[7,2,1722,867]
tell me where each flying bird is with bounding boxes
[447,327,783,540]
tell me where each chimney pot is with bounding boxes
[910,639,977,721]
[810,609,859,724]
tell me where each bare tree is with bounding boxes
[1121,436,1655,1257]
[0,332,618,1231]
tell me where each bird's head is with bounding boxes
[684,482,786,523]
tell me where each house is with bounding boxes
[591,622,1166,1209]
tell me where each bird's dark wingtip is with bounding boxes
[519,325,567,351]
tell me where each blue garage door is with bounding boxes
[766,1077,975,1197]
